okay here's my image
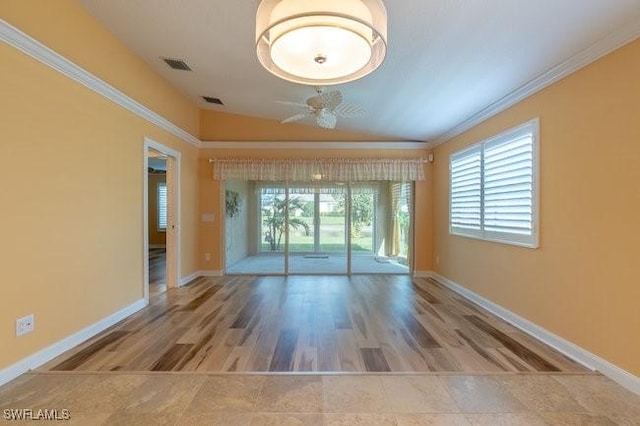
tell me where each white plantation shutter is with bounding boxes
[449,119,538,248]
[157,183,168,230]
[450,146,482,237]
[483,133,533,243]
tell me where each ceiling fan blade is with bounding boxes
[334,103,366,117]
[281,112,312,124]
[319,90,343,109]
[276,100,309,108]
[316,110,337,129]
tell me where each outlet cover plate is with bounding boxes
[16,314,34,336]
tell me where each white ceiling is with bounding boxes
[79,0,640,142]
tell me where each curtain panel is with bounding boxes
[211,158,426,181]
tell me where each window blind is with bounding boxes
[450,145,482,236]
[158,183,168,230]
[483,134,533,241]
[448,119,538,248]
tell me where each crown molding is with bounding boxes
[0,19,201,148]
[432,20,640,146]
[200,141,430,150]
[0,20,425,153]
[5,15,639,152]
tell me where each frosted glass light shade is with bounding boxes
[256,0,387,85]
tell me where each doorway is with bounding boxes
[143,138,181,304]
[147,149,167,296]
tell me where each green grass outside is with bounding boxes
[261,214,373,253]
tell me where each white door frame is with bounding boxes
[143,137,181,305]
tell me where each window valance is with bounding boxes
[210,158,426,182]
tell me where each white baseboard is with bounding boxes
[178,270,223,286]
[179,271,200,286]
[425,271,640,396]
[0,298,146,387]
[199,270,224,277]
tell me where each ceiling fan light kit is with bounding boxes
[256,0,387,85]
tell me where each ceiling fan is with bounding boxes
[279,87,366,129]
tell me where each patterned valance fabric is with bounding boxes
[210,158,426,181]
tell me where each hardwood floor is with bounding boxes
[44,276,587,373]
[149,248,166,296]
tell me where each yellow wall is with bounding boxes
[0,2,199,369]
[148,174,167,246]
[433,39,640,376]
[200,110,401,141]
[198,149,433,273]
[0,0,199,136]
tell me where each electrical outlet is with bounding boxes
[436,255,440,265]
[204,253,211,262]
[16,314,34,336]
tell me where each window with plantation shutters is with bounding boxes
[450,146,482,237]
[157,183,168,231]
[449,119,539,248]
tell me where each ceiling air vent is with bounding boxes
[162,57,192,71]
[203,96,224,105]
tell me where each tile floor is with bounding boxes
[0,372,638,425]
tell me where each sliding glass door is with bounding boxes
[224,180,412,275]
[288,185,347,274]
[350,182,411,274]
[257,187,286,274]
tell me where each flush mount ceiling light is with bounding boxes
[256,0,387,85]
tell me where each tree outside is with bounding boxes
[260,191,374,253]
[262,195,310,251]
[333,192,374,237]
